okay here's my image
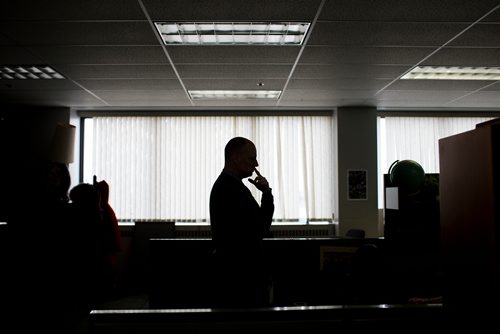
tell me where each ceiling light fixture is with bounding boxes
[188,90,282,100]
[0,65,64,80]
[401,66,500,80]
[154,22,311,45]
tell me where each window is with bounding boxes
[83,115,334,223]
[377,115,496,208]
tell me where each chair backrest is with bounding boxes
[345,228,365,238]
[132,221,176,285]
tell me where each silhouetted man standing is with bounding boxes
[209,137,274,307]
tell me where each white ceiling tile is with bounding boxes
[0,22,157,46]
[1,0,500,110]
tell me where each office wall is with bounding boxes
[1,105,380,236]
[337,107,379,237]
[0,105,70,220]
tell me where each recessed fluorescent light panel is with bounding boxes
[154,22,311,45]
[188,90,282,100]
[0,65,64,79]
[401,66,500,80]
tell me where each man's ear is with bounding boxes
[230,154,241,165]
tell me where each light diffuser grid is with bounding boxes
[401,66,500,80]
[188,90,282,100]
[0,65,64,80]
[155,22,311,45]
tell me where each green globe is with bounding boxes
[389,159,425,193]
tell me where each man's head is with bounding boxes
[224,137,258,178]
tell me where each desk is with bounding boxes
[148,237,385,308]
[90,303,445,334]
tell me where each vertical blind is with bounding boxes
[85,115,334,222]
[379,116,495,174]
[377,116,495,207]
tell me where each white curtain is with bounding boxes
[85,115,334,222]
[377,116,495,207]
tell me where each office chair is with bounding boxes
[345,228,365,238]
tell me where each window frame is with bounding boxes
[77,110,336,225]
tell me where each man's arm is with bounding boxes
[260,190,274,232]
[248,168,274,233]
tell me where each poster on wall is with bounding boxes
[348,169,367,200]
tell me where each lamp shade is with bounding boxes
[48,123,76,164]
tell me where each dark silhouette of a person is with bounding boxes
[68,180,122,308]
[209,137,274,307]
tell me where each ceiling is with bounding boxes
[1,0,500,111]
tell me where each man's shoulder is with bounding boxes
[211,173,246,197]
[213,172,241,187]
